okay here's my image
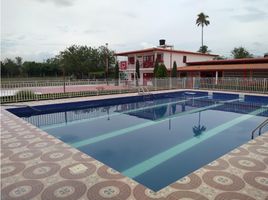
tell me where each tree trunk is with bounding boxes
[201,25,204,47]
[63,69,66,93]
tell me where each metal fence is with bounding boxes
[1,78,267,103]
[197,78,268,93]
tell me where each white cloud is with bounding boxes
[1,0,268,61]
[34,0,75,7]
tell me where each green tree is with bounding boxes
[114,61,119,85]
[15,57,22,66]
[135,60,140,86]
[155,63,168,78]
[43,58,61,76]
[171,61,177,77]
[196,12,210,47]
[1,45,116,78]
[57,45,116,79]
[231,47,253,59]
[22,61,42,77]
[197,45,211,54]
[1,61,8,77]
[2,58,20,77]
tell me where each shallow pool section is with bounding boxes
[9,91,268,191]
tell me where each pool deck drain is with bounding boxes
[1,91,268,200]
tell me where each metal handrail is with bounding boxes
[251,118,268,139]
[137,86,155,101]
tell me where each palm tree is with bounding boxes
[193,112,206,137]
[196,12,210,47]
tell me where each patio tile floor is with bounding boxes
[1,93,268,200]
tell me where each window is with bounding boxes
[179,72,187,77]
[183,56,187,63]
[223,71,245,78]
[143,55,154,62]
[156,54,163,62]
[128,57,135,64]
[143,55,154,68]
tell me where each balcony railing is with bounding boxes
[143,61,154,68]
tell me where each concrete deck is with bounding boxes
[1,92,268,200]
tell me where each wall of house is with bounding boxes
[162,53,215,69]
[119,51,216,76]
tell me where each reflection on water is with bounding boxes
[193,112,207,137]
[23,97,268,131]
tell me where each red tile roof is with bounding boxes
[115,48,218,57]
[176,63,268,71]
[186,57,268,65]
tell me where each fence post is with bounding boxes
[235,78,238,91]
[263,79,267,93]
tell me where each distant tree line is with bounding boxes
[1,44,262,80]
[1,45,116,79]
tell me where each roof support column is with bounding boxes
[215,71,218,85]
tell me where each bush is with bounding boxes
[153,61,159,77]
[172,61,177,77]
[15,90,36,99]
[155,64,168,78]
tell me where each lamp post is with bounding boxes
[169,46,173,89]
[105,43,109,85]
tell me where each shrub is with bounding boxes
[155,64,168,78]
[171,61,177,77]
[15,90,36,100]
[153,61,159,77]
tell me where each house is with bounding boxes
[177,57,268,79]
[115,40,217,84]
[116,40,268,84]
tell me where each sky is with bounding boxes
[1,0,268,61]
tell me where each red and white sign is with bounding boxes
[120,61,127,70]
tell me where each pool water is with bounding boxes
[10,91,268,191]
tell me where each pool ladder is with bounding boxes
[251,118,268,139]
[138,86,154,101]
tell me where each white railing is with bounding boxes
[1,78,267,103]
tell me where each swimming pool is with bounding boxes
[9,91,268,191]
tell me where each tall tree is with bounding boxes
[153,61,160,77]
[135,60,140,79]
[197,45,211,54]
[135,60,140,86]
[15,56,23,75]
[171,61,177,77]
[231,47,253,59]
[196,12,210,47]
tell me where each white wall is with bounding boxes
[120,51,216,71]
[163,52,215,69]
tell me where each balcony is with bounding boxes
[143,61,154,68]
